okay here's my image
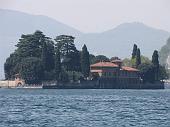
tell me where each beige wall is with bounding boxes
[0,81,16,87]
[0,79,24,88]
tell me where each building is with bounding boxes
[90,59,140,88]
[0,74,24,88]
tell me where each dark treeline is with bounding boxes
[4,31,168,84]
[4,31,91,84]
[131,44,168,83]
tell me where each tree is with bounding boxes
[138,63,155,83]
[89,54,96,64]
[110,57,121,61]
[55,48,61,81]
[152,50,159,80]
[136,48,141,68]
[122,58,132,67]
[92,55,110,63]
[16,31,44,58]
[141,55,151,64]
[132,44,137,59]
[55,35,81,71]
[81,44,90,78]
[41,41,55,72]
[41,42,48,71]
[4,53,20,79]
[19,57,43,84]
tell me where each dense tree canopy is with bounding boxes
[4,31,168,84]
[55,48,61,81]
[138,63,155,83]
[55,35,81,72]
[19,57,43,84]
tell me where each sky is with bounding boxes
[0,0,170,33]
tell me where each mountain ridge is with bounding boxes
[0,9,170,79]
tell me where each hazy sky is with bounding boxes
[0,0,170,33]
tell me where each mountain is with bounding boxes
[0,9,82,79]
[0,9,170,79]
[76,22,170,58]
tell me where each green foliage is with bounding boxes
[81,44,90,78]
[136,48,141,68]
[141,55,151,64]
[16,31,44,58]
[59,70,69,83]
[89,54,96,64]
[138,63,155,83]
[152,50,159,67]
[110,57,121,61]
[131,58,136,67]
[152,50,159,80]
[55,35,81,72]
[124,56,151,67]
[131,44,141,68]
[4,30,55,83]
[19,57,43,84]
[91,55,110,64]
[122,58,132,67]
[132,44,137,59]
[4,53,20,79]
[43,70,56,81]
[67,71,83,82]
[55,48,61,81]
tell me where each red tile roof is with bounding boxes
[122,66,139,72]
[91,62,118,68]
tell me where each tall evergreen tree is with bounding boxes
[55,48,61,81]
[132,44,137,59]
[55,35,81,71]
[81,44,90,78]
[136,48,141,68]
[152,50,159,80]
[41,42,48,71]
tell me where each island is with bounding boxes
[0,31,168,89]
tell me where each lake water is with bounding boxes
[0,89,170,127]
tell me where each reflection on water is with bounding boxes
[0,89,170,127]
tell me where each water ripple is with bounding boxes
[0,89,170,127]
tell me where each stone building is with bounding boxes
[90,59,140,88]
[0,74,24,88]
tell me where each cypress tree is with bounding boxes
[136,48,141,68]
[132,44,137,59]
[152,50,159,80]
[55,48,61,81]
[81,44,90,78]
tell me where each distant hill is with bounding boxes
[0,9,170,79]
[76,22,170,58]
[0,9,82,79]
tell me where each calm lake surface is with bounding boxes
[0,89,170,127]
